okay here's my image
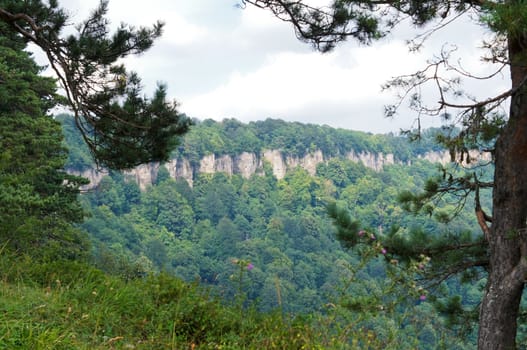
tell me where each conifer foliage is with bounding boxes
[0,0,191,169]
[0,0,190,256]
[0,16,87,257]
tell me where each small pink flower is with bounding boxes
[418,263,425,270]
[370,234,376,240]
[419,295,426,301]
[358,230,365,237]
[381,248,387,255]
[247,263,254,271]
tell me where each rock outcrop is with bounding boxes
[235,152,260,178]
[263,150,286,179]
[124,163,159,191]
[74,149,489,191]
[166,158,193,187]
[346,151,395,172]
[69,168,108,191]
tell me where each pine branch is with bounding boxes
[0,2,191,169]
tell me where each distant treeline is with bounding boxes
[59,114,447,171]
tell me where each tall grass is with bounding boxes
[0,252,350,349]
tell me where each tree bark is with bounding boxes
[477,33,527,349]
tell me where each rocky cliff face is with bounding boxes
[124,163,159,191]
[346,151,395,171]
[418,149,490,166]
[74,149,489,191]
[166,158,193,187]
[69,168,109,190]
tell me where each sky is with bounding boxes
[42,0,509,134]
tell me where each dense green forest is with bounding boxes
[1,1,481,346]
[58,114,489,348]
[64,115,445,172]
[5,0,527,347]
[1,111,489,348]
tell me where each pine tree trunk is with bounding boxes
[477,34,527,350]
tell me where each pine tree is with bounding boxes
[0,0,191,170]
[0,18,87,258]
[243,1,527,348]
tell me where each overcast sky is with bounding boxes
[49,0,508,134]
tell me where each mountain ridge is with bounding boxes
[61,115,489,190]
[70,148,476,191]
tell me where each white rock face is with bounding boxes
[235,152,260,179]
[199,154,234,176]
[300,150,324,176]
[69,168,109,190]
[71,147,491,191]
[263,149,287,180]
[124,163,159,191]
[346,151,395,171]
[417,150,491,166]
[199,154,215,174]
[284,150,324,176]
[215,155,233,176]
[166,158,194,187]
[418,151,450,164]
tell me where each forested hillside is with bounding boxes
[60,115,487,347]
[6,0,526,347]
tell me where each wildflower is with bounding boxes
[419,295,427,301]
[247,263,254,271]
[358,230,365,237]
[381,248,387,255]
[418,263,425,270]
[370,234,376,240]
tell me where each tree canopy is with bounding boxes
[69,119,483,347]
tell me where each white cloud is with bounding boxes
[181,40,424,132]
[40,1,510,133]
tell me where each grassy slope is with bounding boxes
[0,254,344,349]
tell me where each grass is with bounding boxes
[0,254,347,349]
[0,249,467,349]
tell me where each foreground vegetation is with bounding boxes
[0,252,331,349]
[1,249,474,349]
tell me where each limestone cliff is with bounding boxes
[124,163,159,191]
[165,158,193,187]
[69,168,108,191]
[74,149,488,191]
[346,151,395,172]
